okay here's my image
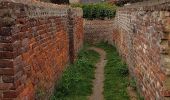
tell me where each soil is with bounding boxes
[127,86,138,100]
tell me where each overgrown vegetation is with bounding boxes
[96,42,130,100]
[72,3,117,20]
[129,78,144,100]
[51,44,100,100]
[129,78,137,90]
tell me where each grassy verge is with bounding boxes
[96,42,130,100]
[51,45,100,100]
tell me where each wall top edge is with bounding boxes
[118,0,170,11]
[0,0,83,18]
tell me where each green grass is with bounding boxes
[96,42,130,100]
[51,45,100,100]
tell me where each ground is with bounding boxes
[52,42,134,100]
[88,47,106,100]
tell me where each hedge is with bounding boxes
[72,3,117,20]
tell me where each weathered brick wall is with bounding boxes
[0,0,83,99]
[84,20,114,44]
[68,8,83,63]
[113,1,170,99]
[73,9,84,60]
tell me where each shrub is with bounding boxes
[72,3,117,20]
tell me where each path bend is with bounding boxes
[89,47,107,100]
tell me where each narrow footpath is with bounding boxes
[89,47,107,100]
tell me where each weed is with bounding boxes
[130,78,137,90]
[51,46,100,100]
[96,42,130,100]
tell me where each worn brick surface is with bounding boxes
[84,20,114,44]
[113,1,170,99]
[0,0,83,100]
[67,8,83,63]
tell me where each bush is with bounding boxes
[72,3,117,20]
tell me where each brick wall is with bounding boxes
[0,0,83,99]
[113,1,170,99]
[84,20,114,44]
[73,9,84,61]
[68,8,83,63]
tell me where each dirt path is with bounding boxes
[89,47,107,100]
[127,86,138,100]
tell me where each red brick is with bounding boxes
[0,83,13,90]
[0,51,15,59]
[1,99,14,100]
[0,43,13,51]
[0,36,13,43]
[0,27,12,36]
[3,91,18,98]
[112,4,170,99]
[0,59,13,68]
[0,68,14,75]
[2,76,14,83]
[0,1,83,100]
[162,90,170,97]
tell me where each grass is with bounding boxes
[51,44,100,100]
[130,78,144,100]
[96,42,130,100]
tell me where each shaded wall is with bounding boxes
[0,0,83,99]
[113,1,170,99]
[84,20,114,44]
